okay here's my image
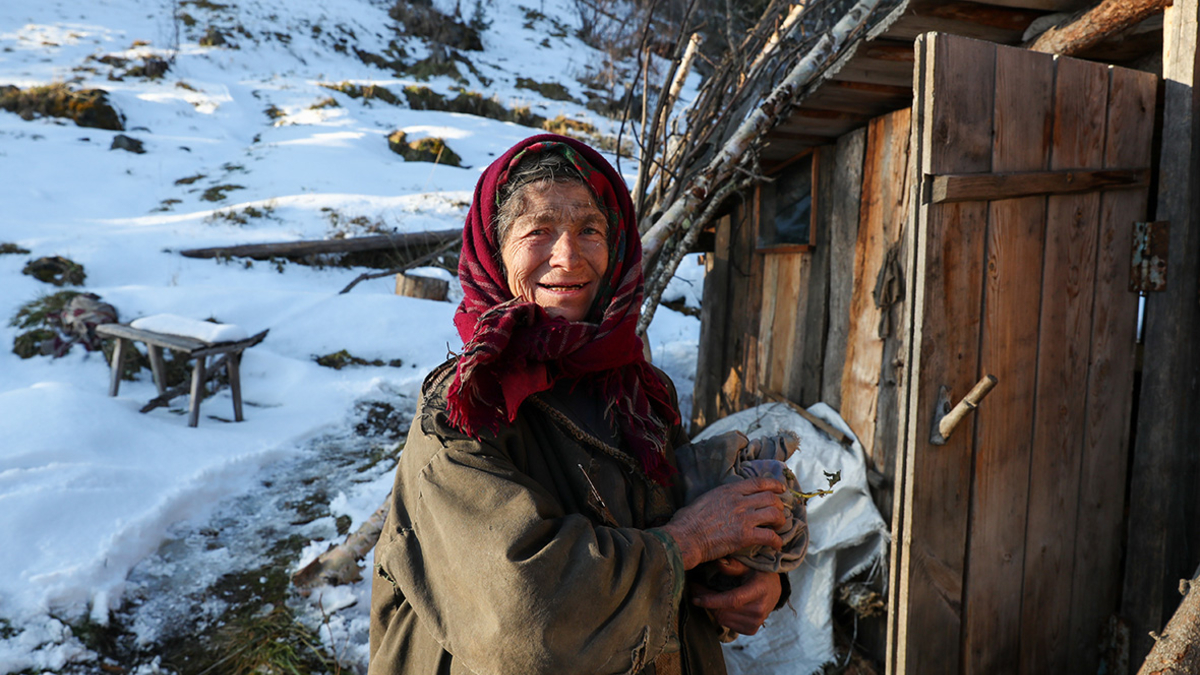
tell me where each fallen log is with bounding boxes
[179,229,462,260]
[292,494,393,591]
[1025,0,1167,56]
[1137,565,1200,675]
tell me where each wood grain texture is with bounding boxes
[841,109,911,478]
[1069,64,1155,675]
[1123,0,1200,667]
[794,147,838,406]
[871,108,915,528]
[690,214,731,433]
[822,128,868,409]
[756,252,809,398]
[894,32,994,675]
[886,34,926,672]
[930,167,1149,203]
[961,44,1054,675]
[1019,54,1108,675]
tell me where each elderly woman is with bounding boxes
[369,134,792,675]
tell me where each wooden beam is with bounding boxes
[1122,0,1200,669]
[178,229,462,260]
[882,0,1044,43]
[929,168,1150,203]
[1025,0,1168,57]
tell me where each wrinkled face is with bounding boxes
[500,182,610,322]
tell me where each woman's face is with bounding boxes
[500,181,610,322]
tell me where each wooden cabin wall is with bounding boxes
[692,125,866,435]
[692,108,912,526]
[838,108,913,524]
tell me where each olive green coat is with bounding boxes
[368,360,729,675]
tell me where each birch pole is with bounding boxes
[639,0,880,269]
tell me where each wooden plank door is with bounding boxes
[888,33,1156,675]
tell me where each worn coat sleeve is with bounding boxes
[374,403,687,675]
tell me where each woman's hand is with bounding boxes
[691,558,782,636]
[660,477,787,570]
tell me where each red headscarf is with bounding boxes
[446,134,679,485]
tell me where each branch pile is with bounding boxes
[622,0,887,334]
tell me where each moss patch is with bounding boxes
[401,86,545,127]
[516,77,577,102]
[12,328,57,359]
[0,243,30,255]
[387,131,462,166]
[199,26,230,47]
[201,184,245,202]
[174,172,206,185]
[22,255,86,286]
[0,83,124,130]
[321,81,401,106]
[314,349,403,370]
[206,203,275,226]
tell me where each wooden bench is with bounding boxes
[96,324,269,427]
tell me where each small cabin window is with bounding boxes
[758,149,818,252]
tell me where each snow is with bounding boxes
[0,1,702,672]
[129,314,249,342]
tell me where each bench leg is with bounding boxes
[148,345,167,396]
[108,338,127,396]
[227,351,244,422]
[188,357,206,428]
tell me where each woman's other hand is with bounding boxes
[691,558,782,636]
[660,477,786,570]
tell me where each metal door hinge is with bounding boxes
[1130,221,1169,292]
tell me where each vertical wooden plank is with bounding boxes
[780,254,812,403]
[1018,55,1109,675]
[1069,65,1156,675]
[726,191,764,413]
[758,254,782,395]
[721,201,754,419]
[1123,0,1200,667]
[887,34,925,670]
[961,44,1055,675]
[872,108,914,528]
[692,214,732,432]
[796,148,834,406]
[894,32,995,675]
[822,128,867,409]
[840,111,908,466]
[742,193,766,412]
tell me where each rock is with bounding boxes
[386,131,462,167]
[0,83,124,130]
[22,256,86,286]
[110,134,145,154]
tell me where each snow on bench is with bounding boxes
[97,317,268,427]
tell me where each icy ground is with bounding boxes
[0,1,703,671]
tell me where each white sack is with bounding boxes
[693,402,890,675]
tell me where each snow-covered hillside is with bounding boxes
[0,1,702,671]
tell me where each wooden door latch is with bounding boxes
[929,375,998,445]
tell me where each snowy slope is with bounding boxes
[0,1,703,671]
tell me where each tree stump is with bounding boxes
[395,271,449,301]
